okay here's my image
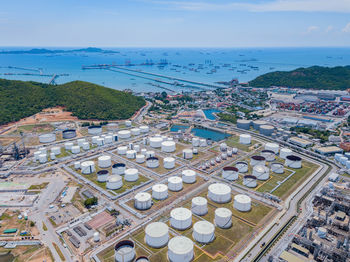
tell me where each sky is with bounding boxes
[1,0,350,47]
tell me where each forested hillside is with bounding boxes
[0,79,145,125]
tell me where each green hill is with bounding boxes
[0,79,145,125]
[249,66,350,90]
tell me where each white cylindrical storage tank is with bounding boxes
[152,184,168,200]
[134,145,140,152]
[51,146,61,155]
[183,149,193,159]
[280,148,293,159]
[136,154,145,164]
[220,143,227,152]
[334,153,342,162]
[168,176,183,191]
[104,135,113,144]
[114,240,135,262]
[134,192,151,210]
[98,155,111,168]
[161,141,176,153]
[260,125,275,136]
[64,142,73,151]
[215,208,232,229]
[97,170,109,182]
[237,119,251,130]
[193,221,215,244]
[199,139,207,147]
[39,147,47,154]
[81,161,95,174]
[126,150,137,159]
[234,194,252,212]
[112,163,126,175]
[239,134,251,145]
[192,137,200,147]
[208,183,231,203]
[93,232,100,242]
[92,136,99,144]
[118,130,131,139]
[164,157,175,169]
[265,143,279,154]
[243,175,257,188]
[339,156,347,165]
[34,151,41,161]
[285,155,302,169]
[227,149,233,157]
[106,175,123,190]
[74,161,81,169]
[170,208,192,230]
[145,222,169,248]
[168,236,193,262]
[149,137,163,148]
[38,153,47,163]
[271,162,284,174]
[82,142,90,150]
[125,120,132,127]
[253,120,267,130]
[71,145,80,154]
[124,168,139,182]
[253,165,269,180]
[191,197,208,216]
[50,153,56,160]
[96,138,104,146]
[39,133,56,143]
[235,161,248,173]
[131,128,140,136]
[146,157,159,168]
[182,169,196,184]
[117,146,128,155]
[140,125,149,133]
[88,126,102,135]
[145,151,155,158]
[261,150,275,162]
[222,167,239,181]
[250,155,266,166]
[77,138,86,147]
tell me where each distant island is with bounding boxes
[0,79,145,125]
[0,47,119,55]
[249,65,350,90]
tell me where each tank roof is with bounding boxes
[145,222,168,237]
[168,236,193,254]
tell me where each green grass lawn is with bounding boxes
[226,136,260,152]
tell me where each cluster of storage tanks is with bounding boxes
[236,119,275,136]
[334,153,350,170]
[220,143,302,187]
[133,170,197,211]
[199,142,238,170]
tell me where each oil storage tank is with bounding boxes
[88,126,102,135]
[168,236,193,262]
[106,175,123,190]
[265,143,279,154]
[214,208,232,229]
[62,129,76,139]
[114,240,135,262]
[280,148,293,159]
[285,155,302,169]
[239,134,251,144]
[39,133,56,143]
[235,161,248,173]
[118,130,131,139]
[252,120,267,130]
[146,157,159,168]
[170,208,192,230]
[237,119,251,130]
[234,194,251,212]
[98,155,112,168]
[222,166,239,181]
[260,125,274,136]
[131,128,140,136]
[261,150,275,162]
[134,192,151,210]
[81,161,95,174]
[182,149,193,159]
[97,170,109,182]
[271,162,284,174]
[182,169,196,184]
[243,175,257,188]
[164,157,175,169]
[193,221,215,244]
[253,165,269,180]
[149,137,162,148]
[112,163,125,175]
[152,184,168,200]
[161,141,176,153]
[191,197,208,216]
[168,176,183,191]
[250,155,266,166]
[208,183,231,203]
[140,125,149,133]
[124,168,138,182]
[145,222,169,248]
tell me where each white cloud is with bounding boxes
[306,26,319,33]
[325,25,333,33]
[342,22,350,33]
[150,0,350,13]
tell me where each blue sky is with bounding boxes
[1,0,350,47]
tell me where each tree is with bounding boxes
[84,197,98,208]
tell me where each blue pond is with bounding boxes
[191,127,230,141]
[170,125,190,132]
[203,109,221,120]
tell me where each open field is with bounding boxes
[226,136,260,152]
[0,245,53,262]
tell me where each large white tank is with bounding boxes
[164,157,175,169]
[215,208,232,229]
[183,149,193,159]
[170,208,192,230]
[114,240,135,262]
[64,142,73,151]
[161,141,176,152]
[106,175,123,190]
[82,142,90,150]
[250,155,266,166]
[253,165,269,180]
[191,197,208,216]
[208,183,231,203]
[88,126,102,135]
[199,139,207,147]
[220,143,227,152]
[265,143,279,154]
[239,134,251,144]
[260,125,274,136]
[117,146,128,155]
[96,138,105,146]
[234,194,251,212]
[140,148,147,156]
[74,161,81,169]
[34,151,41,161]
[168,176,183,191]
[124,168,139,182]
[146,157,159,168]
[38,147,47,154]
[145,222,169,248]
[136,154,145,164]
[97,170,109,182]
[51,146,61,155]
[39,133,56,143]
[77,138,86,147]
[339,156,348,165]
[182,169,196,184]
[104,135,113,144]
[112,163,126,175]
[126,150,137,159]
[134,192,152,210]
[71,145,80,154]
[285,155,302,169]
[193,221,215,244]
[235,161,248,173]
[140,125,149,133]
[98,155,112,168]
[243,175,257,188]
[192,137,200,147]
[93,232,100,242]
[280,148,293,159]
[131,128,140,136]
[39,153,47,163]
[222,166,239,181]
[145,151,155,158]
[149,137,163,148]
[81,161,95,174]
[50,152,56,160]
[271,162,284,174]
[118,130,131,139]
[92,136,99,144]
[152,184,168,200]
[237,119,251,130]
[168,236,193,262]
